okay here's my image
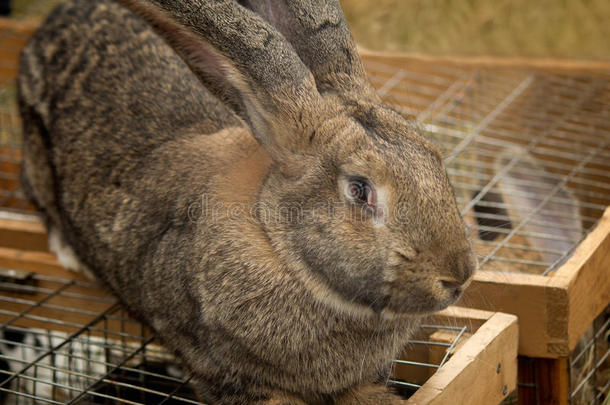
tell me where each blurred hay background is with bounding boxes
[340,0,610,60]
[8,0,62,18]
[6,0,610,60]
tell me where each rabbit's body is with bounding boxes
[19,0,475,403]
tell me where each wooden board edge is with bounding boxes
[552,206,610,285]
[433,306,494,322]
[429,306,494,331]
[0,16,41,35]
[407,312,518,405]
[359,48,610,73]
[472,269,551,287]
[0,214,46,233]
[0,211,48,252]
[0,245,91,281]
[563,207,610,350]
[458,274,569,358]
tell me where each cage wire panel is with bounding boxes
[0,273,203,404]
[569,306,610,405]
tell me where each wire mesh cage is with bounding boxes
[0,2,608,404]
[568,306,610,405]
[0,272,201,405]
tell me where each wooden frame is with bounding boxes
[459,207,610,359]
[400,307,518,405]
[0,17,40,84]
[360,49,610,75]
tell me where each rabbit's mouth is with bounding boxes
[383,276,471,315]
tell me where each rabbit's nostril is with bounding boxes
[440,279,462,291]
[456,247,477,282]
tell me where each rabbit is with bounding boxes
[17,0,476,403]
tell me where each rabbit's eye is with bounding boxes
[347,177,376,207]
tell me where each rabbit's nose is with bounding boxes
[441,247,477,290]
[447,247,477,286]
[440,279,462,290]
[439,278,465,300]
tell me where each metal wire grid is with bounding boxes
[514,307,610,405]
[0,274,202,404]
[569,306,610,405]
[363,59,610,276]
[389,324,467,393]
[0,272,469,404]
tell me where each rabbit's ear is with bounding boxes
[496,149,583,267]
[116,0,324,158]
[240,0,377,98]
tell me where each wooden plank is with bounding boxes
[457,271,569,358]
[393,338,436,387]
[0,246,65,277]
[427,330,471,379]
[0,17,41,35]
[0,213,48,251]
[518,357,571,405]
[518,357,539,405]
[393,308,481,386]
[557,207,610,350]
[360,49,610,75]
[518,357,570,405]
[407,312,518,405]
[0,18,39,84]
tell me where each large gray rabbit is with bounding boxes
[18,0,476,403]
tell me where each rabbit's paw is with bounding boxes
[333,384,407,405]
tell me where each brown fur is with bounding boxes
[18,1,476,403]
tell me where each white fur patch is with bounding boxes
[48,228,96,280]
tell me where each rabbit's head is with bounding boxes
[116,0,476,316]
[257,103,476,316]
